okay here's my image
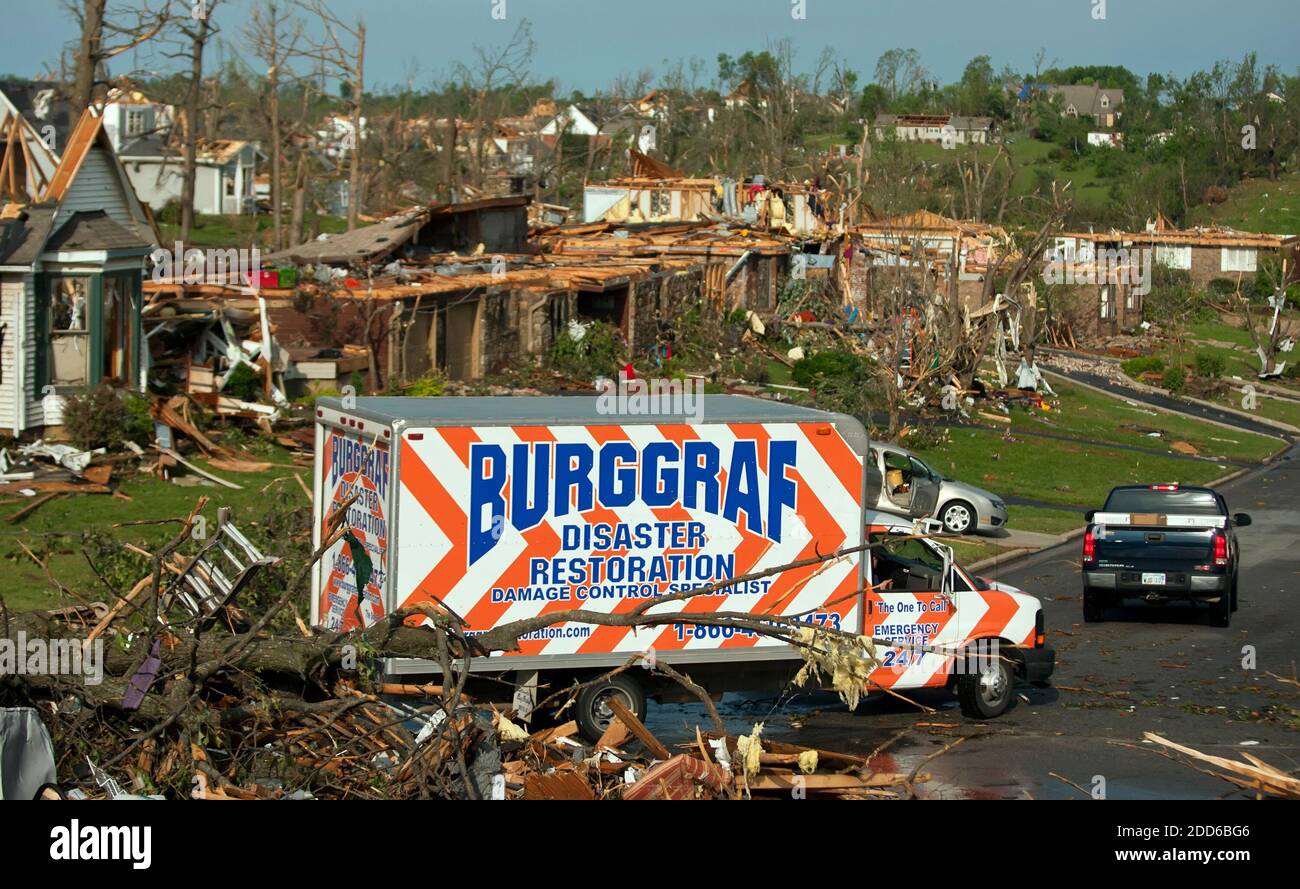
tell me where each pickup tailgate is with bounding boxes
[1093,526,1215,565]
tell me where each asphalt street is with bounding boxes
[647,447,1300,799]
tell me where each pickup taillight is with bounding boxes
[1213,530,1228,566]
[1035,609,1045,648]
[1082,528,1096,565]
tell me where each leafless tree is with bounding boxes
[300,0,366,230]
[163,0,221,241]
[244,1,305,249]
[66,0,170,110]
[453,20,535,194]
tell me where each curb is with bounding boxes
[1040,368,1299,438]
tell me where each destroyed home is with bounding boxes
[872,113,997,145]
[0,109,156,434]
[845,210,1009,312]
[1050,220,1298,294]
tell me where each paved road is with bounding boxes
[1043,365,1290,438]
[647,447,1300,798]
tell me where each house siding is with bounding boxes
[54,147,136,233]
[0,273,28,431]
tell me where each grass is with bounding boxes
[913,426,1235,511]
[1,449,308,613]
[1013,378,1281,462]
[157,213,353,249]
[1186,171,1300,235]
[1005,504,1084,536]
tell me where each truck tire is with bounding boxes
[1230,577,1239,612]
[940,500,976,535]
[575,673,647,743]
[957,650,1014,719]
[1210,591,1231,628]
[1082,587,1105,623]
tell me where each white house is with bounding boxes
[120,137,261,216]
[101,86,174,153]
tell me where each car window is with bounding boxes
[909,457,935,481]
[883,451,910,472]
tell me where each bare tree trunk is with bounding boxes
[346,21,364,230]
[73,0,107,111]
[179,14,212,242]
[290,153,306,246]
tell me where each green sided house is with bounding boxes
[0,108,156,435]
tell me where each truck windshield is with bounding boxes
[1103,489,1222,516]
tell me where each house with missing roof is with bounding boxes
[0,109,156,435]
[121,136,261,216]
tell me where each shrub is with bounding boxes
[1193,350,1227,379]
[224,361,263,401]
[61,384,152,450]
[1202,185,1229,205]
[791,350,864,388]
[550,321,626,381]
[1161,365,1187,393]
[404,371,447,397]
[1121,355,1165,377]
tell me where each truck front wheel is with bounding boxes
[957,652,1014,719]
[575,673,647,743]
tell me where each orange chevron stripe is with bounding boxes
[806,423,865,498]
[969,589,1021,642]
[397,433,474,624]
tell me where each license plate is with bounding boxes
[1141,572,1166,586]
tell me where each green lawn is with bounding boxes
[914,426,1235,511]
[1016,378,1281,462]
[157,213,353,249]
[1186,171,1300,235]
[1005,504,1084,535]
[0,451,308,613]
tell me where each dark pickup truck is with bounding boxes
[1081,484,1251,626]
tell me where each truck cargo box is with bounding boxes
[312,395,870,674]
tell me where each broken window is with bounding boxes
[1220,247,1257,273]
[102,275,133,383]
[49,276,90,387]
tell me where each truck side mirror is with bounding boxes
[1233,513,1252,527]
[1084,509,1095,523]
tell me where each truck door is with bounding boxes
[865,533,958,690]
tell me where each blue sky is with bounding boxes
[2,0,1296,94]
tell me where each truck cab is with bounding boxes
[862,515,1054,718]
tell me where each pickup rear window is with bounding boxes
[1103,489,1222,516]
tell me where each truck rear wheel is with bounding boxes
[575,673,647,743]
[1230,577,1239,612]
[957,652,1013,719]
[1082,587,1105,623]
[1209,591,1231,628]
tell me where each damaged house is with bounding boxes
[0,109,157,434]
[145,191,798,391]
